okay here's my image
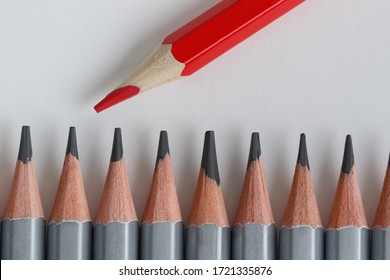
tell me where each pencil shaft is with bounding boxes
[371,227,390,260]
[279,226,324,260]
[232,224,276,260]
[325,227,369,260]
[140,222,184,260]
[164,0,305,75]
[93,221,139,260]
[1,218,45,260]
[47,221,92,260]
[186,225,230,260]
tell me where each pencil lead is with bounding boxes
[94,86,141,112]
[297,133,310,170]
[201,131,220,185]
[246,132,261,170]
[110,128,123,162]
[18,126,33,164]
[388,153,390,167]
[66,127,79,159]
[156,131,170,164]
[341,135,354,174]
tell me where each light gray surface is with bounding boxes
[47,221,92,260]
[186,224,230,260]
[93,221,139,260]
[232,223,276,260]
[279,226,324,260]
[140,221,184,260]
[325,227,369,260]
[1,218,45,260]
[371,227,390,260]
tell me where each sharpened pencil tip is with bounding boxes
[341,135,354,174]
[111,128,123,162]
[18,126,32,164]
[156,131,170,164]
[201,131,220,185]
[247,132,261,170]
[66,127,79,159]
[297,133,310,170]
[94,85,141,112]
[388,153,390,167]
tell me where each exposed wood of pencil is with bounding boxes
[281,134,322,228]
[49,131,90,223]
[281,164,322,227]
[142,154,182,224]
[327,136,367,229]
[3,126,44,219]
[117,45,184,93]
[372,161,390,228]
[95,161,138,224]
[187,170,229,228]
[233,133,274,226]
[94,0,305,112]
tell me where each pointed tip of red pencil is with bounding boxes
[94,85,141,113]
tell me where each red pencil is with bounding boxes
[94,0,304,112]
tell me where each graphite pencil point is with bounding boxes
[247,132,261,170]
[18,126,32,164]
[297,133,310,170]
[341,135,354,174]
[388,153,390,167]
[66,127,79,159]
[156,130,170,164]
[110,128,123,162]
[201,131,220,185]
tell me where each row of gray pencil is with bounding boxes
[1,127,389,260]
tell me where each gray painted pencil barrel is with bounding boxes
[325,227,369,260]
[93,221,139,260]
[140,221,184,260]
[371,227,390,260]
[279,226,324,260]
[47,221,92,260]
[1,218,45,260]
[186,224,230,260]
[232,224,276,260]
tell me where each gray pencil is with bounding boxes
[326,135,369,260]
[186,131,230,260]
[93,128,139,260]
[232,133,276,260]
[279,134,324,260]
[140,131,184,259]
[1,126,45,260]
[371,155,390,260]
[47,127,92,260]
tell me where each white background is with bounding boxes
[0,0,389,228]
